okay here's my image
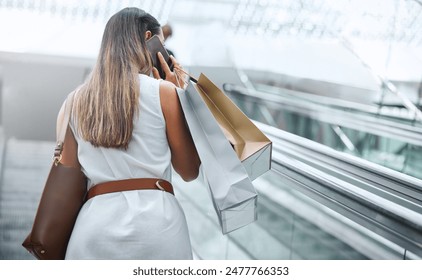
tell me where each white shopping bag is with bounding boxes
[195,74,272,180]
[177,80,258,234]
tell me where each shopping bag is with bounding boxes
[195,74,272,180]
[177,83,257,234]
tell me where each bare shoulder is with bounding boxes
[159,80,180,115]
[159,80,177,98]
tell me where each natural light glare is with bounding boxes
[0,0,421,80]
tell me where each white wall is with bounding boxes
[0,53,92,140]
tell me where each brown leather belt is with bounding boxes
[86,178,174,201]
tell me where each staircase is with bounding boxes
[0,138,53,259]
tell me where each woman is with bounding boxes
[58,7,200,259]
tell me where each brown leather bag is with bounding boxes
[22,92,87,260]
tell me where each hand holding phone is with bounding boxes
[146,35,173,79]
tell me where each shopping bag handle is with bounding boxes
[174,66,198,84]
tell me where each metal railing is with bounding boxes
[224,84,422,146]
[258,122,422,257]
[178,121,422,259]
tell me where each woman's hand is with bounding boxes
[152,52,188,89]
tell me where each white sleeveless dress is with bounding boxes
[65,74,193,260]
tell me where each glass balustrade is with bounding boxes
[174,168,417,260]
[224,84,422,180]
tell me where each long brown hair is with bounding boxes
[74,7,161,149]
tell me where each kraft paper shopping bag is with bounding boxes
[177,84,258,234]
[195,74,272,180]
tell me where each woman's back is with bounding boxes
[71,74,172,188]
[60,7,199,260]
[65,74,193,260]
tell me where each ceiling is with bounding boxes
[0,0,421,84]
[1,0,421,140]
[1,0,421,55]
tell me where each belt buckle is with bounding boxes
[155,180,165,192]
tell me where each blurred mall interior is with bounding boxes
[0,0,421,259]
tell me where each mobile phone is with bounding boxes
[146,35,173,79]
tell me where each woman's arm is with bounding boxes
[153,51,200,181]
[159,81,200,181]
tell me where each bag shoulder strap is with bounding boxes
[54,91,76,165]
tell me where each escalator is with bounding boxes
[223,83,422,180]
[175,122,422,260]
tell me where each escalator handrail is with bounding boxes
[257,121,422,190]
[254,83,421,123]
[270,158,422,256]
[255,83,386,115]
[225,84,422,144]
[259,124,422,254]
[271,150,422,229]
